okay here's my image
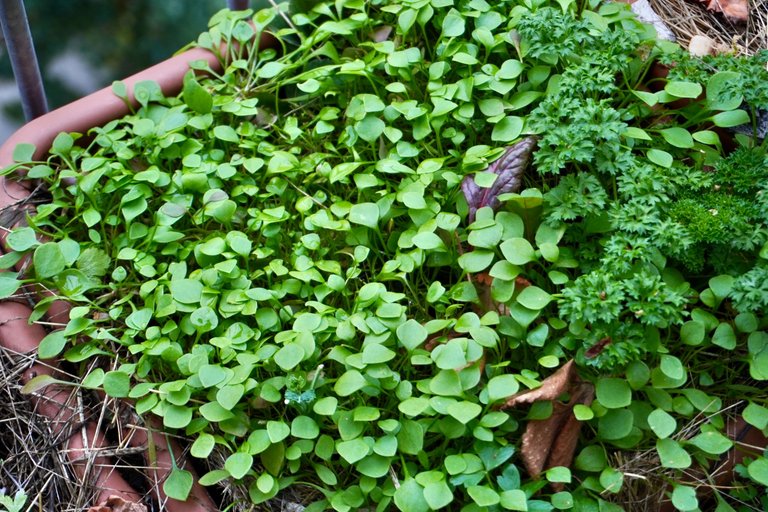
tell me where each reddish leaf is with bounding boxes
[462,137,537,222]
[584,336,612,359]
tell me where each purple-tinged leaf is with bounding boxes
[462,137,537,222]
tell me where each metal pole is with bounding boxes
[227,0,249,10]
[0,0,47,121]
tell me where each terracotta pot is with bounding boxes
[0,32,273,511]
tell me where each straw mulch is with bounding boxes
[0,349,90,511]
[649,0,768,55]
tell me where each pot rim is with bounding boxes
[0,46,222,168]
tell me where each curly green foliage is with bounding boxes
[730,265,768,313]
[530,97,629,175]
[714,146,768,194]
[516,7,592,64]
[671,193,759,244]
[544,172,609,223]
[669,184,767,272]
[560,268,688,328]
[559,267,688,368]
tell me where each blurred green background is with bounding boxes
[0,0,229,140]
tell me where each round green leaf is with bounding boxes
[349,202,379,228]
[516,286,552,310]
[500,238,536,265]
[38,331,68,359]
[573,404,594,420]
[335,370,367,396]
[163,469,193,501]
[598,409,634,440]
[225,452,253,479]
[599,467,623,493]
[164,405,193,429]
[447,400,483,424]
[656,438,691,469]
[274,344,305,371]
[647,409,676,439]
[660,127,694,148]
[182,77,213,114]
[356,454,391,477]
[7,227,39,251]
[596,378,632,409]
[170,279,203,304]
[706,71,743,110]
[213,125,239,142]
[664,81,702,99]
[291,416,320,439]
[458,250,495,272]
[217,384,245,410]
[748,457,768,486]
[337,438,371,464]
[34,242,66,279]
[191,433,216,458]
[198,401,234,422]
[671,485,698,512]
[313,396,338,416]
[396,319,428,351]
[692,130,721,145]
[712,323,736,350]
[355,116,386,142]
[423,481,453,509]
[103,370,131,398]
[626,361,650,389]
[468,485,500,507]
[660,355,684,380]
[267,421,290,443]
[492,116,524,142]
[647,149,673,168]
[487,374,520,401]
[709,274,734,299]
[688,430,733,455]
[712,109,750,128]
[680,321,705,346]
[394,479,429,512]
[412,231,445,250]
[545,466,571,483]
[362,343,396,364]
[744,402,768,429]
[442,9,465,37]
[198,364,227,388]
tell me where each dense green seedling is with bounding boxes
[4,0,768,510]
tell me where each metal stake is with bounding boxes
[0,0,47,121]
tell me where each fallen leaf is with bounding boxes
[87,496,148,512]
[533,383,594,473]
[584,336,612,359]
[462,137,537,222]
[696,0,748,22]
[500,360,576,408]
[500,360,594,479]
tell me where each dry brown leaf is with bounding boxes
[501,360,594,479]
[520,401,574,476]
[87,496,148,512]
[500,360,576,408]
